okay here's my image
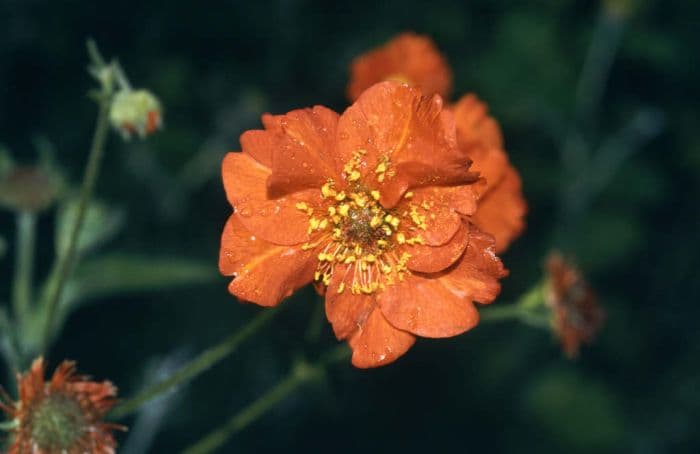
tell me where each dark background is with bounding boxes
[1,0,699,452]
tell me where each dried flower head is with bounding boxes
[0,358,123,453]
[451,94,527,253]
[347,32,452,101]
[545,253,605,358]
[220,81,507,368]
[109,89,162,139]
[0,167,61,213]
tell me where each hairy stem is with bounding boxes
[12,212,36,323]
[182,345,350,454]
[39,94,112,354]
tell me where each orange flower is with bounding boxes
[220,81,507,368]
[545,253,605,358]
[0,358,123,453]
[347,32,452,102]
[451,94,527,253]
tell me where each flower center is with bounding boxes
[28,393,87,450]
[297,151,431,295]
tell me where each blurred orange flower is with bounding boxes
[546,253,605,358]
[347,32,452,101]
[0,358,123,453]
[451,94,527,253]
[220,81,507,368]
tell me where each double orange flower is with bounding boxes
[220,33,527,368]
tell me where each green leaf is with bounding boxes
[55,198,125,258]
[62,254,215,308]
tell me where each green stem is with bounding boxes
[0,419,19,431]
[182,345,350,454]
[39,93,112,354]
[12,211,36,323]
[110,308,281,420]
[303,298,326,344]
[479,304,526,322]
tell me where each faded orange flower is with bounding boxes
[220,81,507,368]
[451,94,527,253]
[347,32,452,101]
[0,358,123,454]
[546,253,605,358]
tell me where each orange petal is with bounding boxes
[337,82,477,208]
[348,307,416,368]
[220,214,316,307]
[451,94,509,193]
[379,224,507,337]
[452,94,504,150]
[222,152,320,245]
[437,224,509,304]
[377,272,480,338]
[325,266,375,340]
[406,220,469,273]
[347,32,452,101]
[258,106,341,196]
[473,166,527,253]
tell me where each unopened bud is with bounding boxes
[109,89,162,140]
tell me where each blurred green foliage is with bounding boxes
[0,0,698,452]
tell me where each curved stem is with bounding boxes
[182,345,350,454]
[39,94,112,354]
[479,304,526,322]
[12,212,36,323]
[110,308,281,420]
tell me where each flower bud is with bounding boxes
[0,166,61,213]
[109,89,162,139]
[545,252,605,358]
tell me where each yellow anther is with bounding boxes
[344,255,356,264]
[314,271,321,281]
[354,245,363,256]
[381,264,392,274]
[323,273,331,285]
[390,217,400,229]
[384,214,394,224]
[361,261,367,271]
[404,191,414,199]
[377,173,385,183]
[370,215,383,228]
[338,204,350,216]
[328,206,336,216]
[407,236,425,245]
[332,228,342,239]
[337,282,345,294]
[365,254,376,262]
[348,170,361,181]
[375,162,387,173]
[377,239,388,247]
[309,218,320,230]
[318,218,329,230]
[317,252,326,261]
[381,225,392,236]
[396,232,406,244]
[321,183,336,199]
[371,190,381,200]
[301,242,314,250]
[295,202,309,211]
[335,191,346,201]
[354,195,367,207]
